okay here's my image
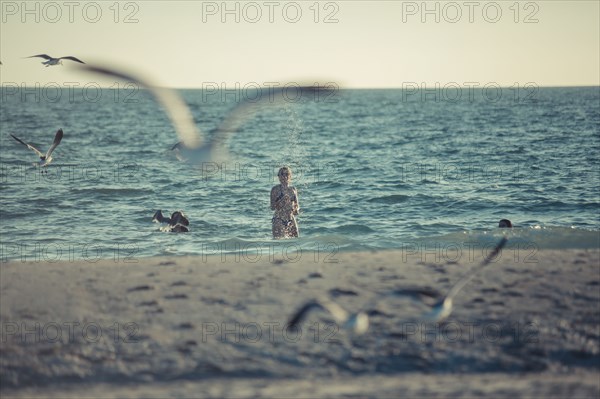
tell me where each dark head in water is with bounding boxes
[498,219,513,228]
[170,211,190,226]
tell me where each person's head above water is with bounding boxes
[499,219,513,228]
[278,166,292,185]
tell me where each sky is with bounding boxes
[0,1,598,88]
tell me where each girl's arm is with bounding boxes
[270,186,279,210]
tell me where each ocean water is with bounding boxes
[0,86,599,262]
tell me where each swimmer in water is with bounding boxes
[152,210,190,233]
[498,219,513,228]
[271,166,299,239]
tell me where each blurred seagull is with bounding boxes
[74,63,332,165]
[287,236,508,335]
[27,54,85,67]
[10,129,63,169]
[396,236,509,322]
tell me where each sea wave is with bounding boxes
[415,226,600,250]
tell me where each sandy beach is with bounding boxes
[1,246,599,398]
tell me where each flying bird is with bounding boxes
[27,54,85,67]
[74,63,333,165]
[10,129,64,169]
[287,236,508,335]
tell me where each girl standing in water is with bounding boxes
[271,167,299,239]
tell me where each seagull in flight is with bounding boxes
[27,54,85,67]
[287,236,508,335]
[10,129,63,170]
[74,63,332,165]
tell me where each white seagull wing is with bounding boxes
[45,129,63,158]
[75,64,202,149]
[318,297,350,324]
[210,84,333,151]
[10,134,44,158]
[287,297,349,328]
[445,236,509,302]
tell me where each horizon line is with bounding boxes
[1,84,599,90]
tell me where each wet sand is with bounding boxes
[1,247,599,398]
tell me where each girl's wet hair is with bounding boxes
[278,167,292,177]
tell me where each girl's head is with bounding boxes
[278,167,292,184]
